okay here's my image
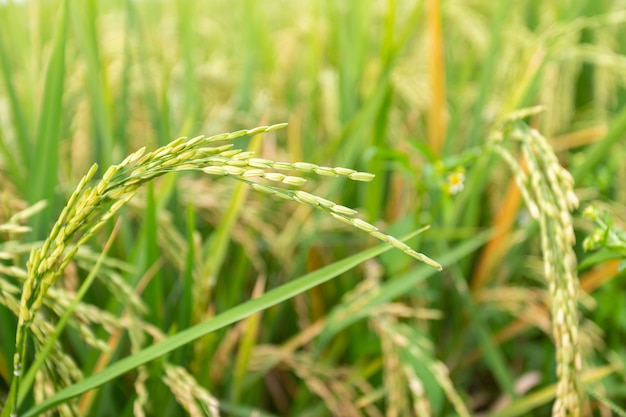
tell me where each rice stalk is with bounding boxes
[29,320,84,404]
[372,316,471,417]
[162,363,220,417]
[491,118,582,416]
[131,367,149,417]
[403,364,432,417]
[0,212,157,416]
[7,123,440,415]
[281,353,371,417]
[379,317,410,417]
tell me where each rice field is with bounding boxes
[1,1,626,416]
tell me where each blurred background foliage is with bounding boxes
[1,0,626,415]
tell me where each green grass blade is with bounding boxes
[237,0,259,111]
[28,0,68,239]
[179,203,196,332]
[141,183,163,326]
[0,305,16,384]
[69,0,115,167]
[125,0,167,145]
[572,105,626,183]
[113,0,133,142]
[583,382,626,417]
[176,0,200,134]
[0,128,24,190]
[465,1,507,148]
[0,26,29,188]
[445,255,516,397]
[21,235,406,417]
[230,276,265,403]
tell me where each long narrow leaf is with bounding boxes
[21,233,419,417]
[29,0,68,238]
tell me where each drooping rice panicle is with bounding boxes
[492,120,582,416]
[9,123,439,415]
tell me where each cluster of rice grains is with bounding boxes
[9,123,440,416]
[492,120,581,416]
[0,204,139,416]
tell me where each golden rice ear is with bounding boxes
[492,120,581,416]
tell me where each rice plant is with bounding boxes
[1,0,626,416]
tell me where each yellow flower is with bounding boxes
[446,169,465,195]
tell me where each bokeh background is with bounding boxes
[1,0,626,416]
